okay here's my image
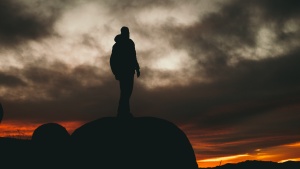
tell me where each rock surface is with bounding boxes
[71,117,198,169]
[32,122,70,145]
[31,123,71,168]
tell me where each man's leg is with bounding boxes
[117,78,124,115]
[117,74,134,117]
[125,74,134,113]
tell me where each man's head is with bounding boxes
[121,26,130,39]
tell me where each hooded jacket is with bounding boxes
[110,34,140,76]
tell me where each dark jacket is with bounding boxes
[110,34,140,77]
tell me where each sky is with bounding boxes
[0,0,300,168]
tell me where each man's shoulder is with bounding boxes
[128,39,135,45]
[112,43,117,49]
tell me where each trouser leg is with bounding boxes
[117,74,134,116]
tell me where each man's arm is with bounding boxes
[110,45,119,79]
[131,40,140,78]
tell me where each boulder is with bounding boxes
[31,123,71,168]
[71,117,198,169]
[32,122,70,145]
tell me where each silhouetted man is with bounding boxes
[110,26,140,118]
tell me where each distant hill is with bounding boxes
[199,160,300,169]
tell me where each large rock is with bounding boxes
[32,122,70,145]
[71,117,198,169]
[31,123,71,168]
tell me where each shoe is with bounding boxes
[117,112,134,119]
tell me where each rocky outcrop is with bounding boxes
[31,123,71,168]
[32,122,70,145]
[71,117,198,169]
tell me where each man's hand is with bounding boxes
[136,69,140,78]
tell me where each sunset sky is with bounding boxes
[0,0,300,168]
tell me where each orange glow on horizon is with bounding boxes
[197,142,300,168]
[197,154,255,168]
[198,154,250,162]
[0,120,84,139]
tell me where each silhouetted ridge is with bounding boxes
[71,117,198,169]
[199,160,300,169]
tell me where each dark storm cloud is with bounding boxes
[102,0,175,12]
[250,0,300,43]
[256,0,300,20]
[22,60,110,100]
[168,0,300,76]
[0,0,73,47]
[163,0,300,120]
[2,59,116,122]
[0,71,26,87]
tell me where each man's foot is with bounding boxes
[117,112,134,119]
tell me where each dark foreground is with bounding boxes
[1,117,198,169]
[1,137,299,169]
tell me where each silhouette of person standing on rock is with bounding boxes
[110,26,140,118]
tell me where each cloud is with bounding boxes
[0,0,48,46]
[102,0,176,14]
[1,59,116,122]
[256,0,300,20]
[0,68,26,87]
[167,0,300,73]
